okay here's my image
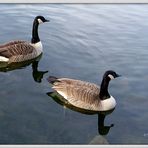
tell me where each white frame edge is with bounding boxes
[0,0,148,3]
[0,1,147,148]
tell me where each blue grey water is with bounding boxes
[0,4,148,144]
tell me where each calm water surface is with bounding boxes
[0,4,148,144]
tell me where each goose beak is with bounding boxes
[116,74,121,77]
[45,19,50,22]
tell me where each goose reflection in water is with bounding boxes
[46,91,115,137]
[0,54,48,83]
[31,61,48,83]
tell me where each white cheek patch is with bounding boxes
[37,18,43,24]
[108,74,114,80]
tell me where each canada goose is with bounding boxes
[0,15,49,63]
[47,70,121,112]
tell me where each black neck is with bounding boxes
[31,20,40,44]
[99,77,110,100]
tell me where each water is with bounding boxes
[0,4,148,144]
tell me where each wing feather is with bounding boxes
[52,78,101,110]
[0,40,26,48]
[0,41,35,58]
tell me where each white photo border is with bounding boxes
[0,0,147,3]
[0,1,147,148]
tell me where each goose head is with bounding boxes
[103,70,121,80]
[35,15,49,24]
[31,15,49,44]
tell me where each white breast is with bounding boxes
[100,96,116,111]
[31,41,43,55]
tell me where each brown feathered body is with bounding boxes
[48,71,119,112]
[51,78,104,111]
[0,40,42,63]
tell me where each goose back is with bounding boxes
[0,40,26,48]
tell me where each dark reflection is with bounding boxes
[0,54,48,83]
[32,61,48,83]
[98,112,114,135]
[46,91,115,136]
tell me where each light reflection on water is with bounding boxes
[0,4,148,144]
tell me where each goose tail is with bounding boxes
[47,76,59,84]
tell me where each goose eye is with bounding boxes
[108,74,114,80]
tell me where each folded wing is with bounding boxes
[0,41,36,62]
[52,78,101,111]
